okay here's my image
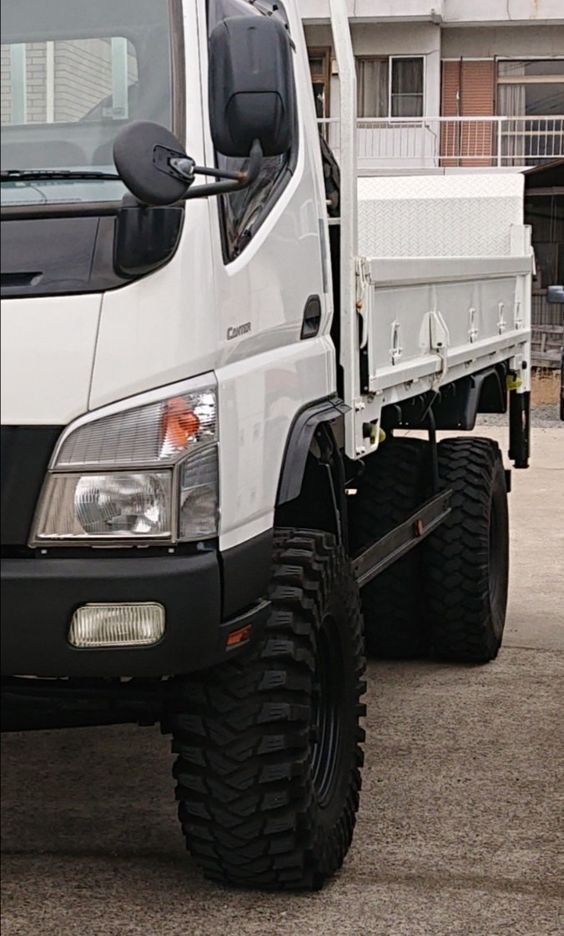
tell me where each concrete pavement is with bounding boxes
[2,427,563,936]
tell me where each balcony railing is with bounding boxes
[318,116,564,171]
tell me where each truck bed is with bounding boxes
[344,173,533,457]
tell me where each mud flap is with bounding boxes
[508,389,530,468]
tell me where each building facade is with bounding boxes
[301,0,564,366]
[302,0,564,171]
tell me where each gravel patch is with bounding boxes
[478,404,562,429]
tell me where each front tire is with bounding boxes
[169,530,366,890]
[424,438,509,663]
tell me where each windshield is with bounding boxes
[0,0,178,206]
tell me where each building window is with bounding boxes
[497,60,564,163]
[357,56,424,118]
[357,58,388,117]
[497,60,564,117]
[391,57,424,117]
[308,48,331,119]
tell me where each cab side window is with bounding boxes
[207,0,296,260]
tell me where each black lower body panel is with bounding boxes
[1,544,270,679]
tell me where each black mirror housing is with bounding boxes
[209,16,296,158]
[115,199,184,277]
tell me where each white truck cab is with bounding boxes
[1,0,532,890]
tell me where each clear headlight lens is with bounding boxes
[31,377,219,545]
[34,472,172,540]
[76,473,170,536]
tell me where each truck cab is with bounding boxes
[2,0,332,671]
[1,0,532,891]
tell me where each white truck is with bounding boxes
[1,0,532,890]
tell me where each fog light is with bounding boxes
[69,603,165,648]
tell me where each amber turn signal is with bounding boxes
[225,624,253,648]
[160,397,200,456]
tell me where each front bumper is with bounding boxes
[1,548,270,678]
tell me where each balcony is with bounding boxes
[319,116,564,173]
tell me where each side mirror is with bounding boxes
[547,285,564,304]
[113,121,191,206]
[114,119,264,207]
[209,16,296,158]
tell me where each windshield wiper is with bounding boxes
[0,169,120,182]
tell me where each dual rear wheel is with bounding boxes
[350,435,510,663]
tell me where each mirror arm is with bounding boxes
[171,160,243,182]
[182,140,263,201]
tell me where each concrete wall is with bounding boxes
[442,25,564,59]
[350,22,440,55]
[303,24,334,46]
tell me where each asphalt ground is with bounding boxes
[2,426,563,936]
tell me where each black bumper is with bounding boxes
[1,547,270,678]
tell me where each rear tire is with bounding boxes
[349,438,429,658]
[424,437,509,663]
[169,529,366,890]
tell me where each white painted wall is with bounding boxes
[353,0,443,19]
[444,0,564,25]
[299,0,564,24]
[301,1,443,22]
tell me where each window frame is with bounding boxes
[495,57,564,117]
[389,54,425,118]
[356,55,388,119]
[355,54,425,119]
[308,46,332,118]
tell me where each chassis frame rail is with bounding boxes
[352,489,452,589]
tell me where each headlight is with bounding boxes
[31,376,219,545]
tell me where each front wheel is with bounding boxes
[169,530,366,890]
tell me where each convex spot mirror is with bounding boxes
[113,121,191,206]
[209,15,296,158]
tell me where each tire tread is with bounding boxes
[424,437,508,663]
[170,529,366,890]
[350,438,428,658]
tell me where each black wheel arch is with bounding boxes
[275,397,349,547]
[381,364,508,432]
[430,365,507,430]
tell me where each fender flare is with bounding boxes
[276,396,348,505]
[433,365,506,430]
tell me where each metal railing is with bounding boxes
[318,116,564,170]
